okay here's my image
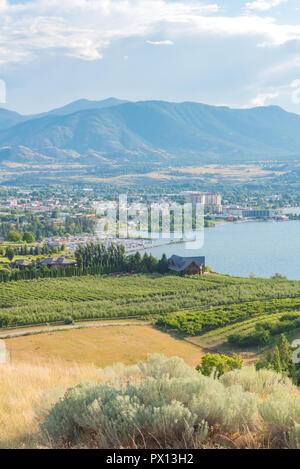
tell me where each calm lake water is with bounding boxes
[142,220,300,280]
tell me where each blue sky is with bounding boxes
[1,0,300,114]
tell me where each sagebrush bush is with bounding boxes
[39,355,300,449]
[288,423,300,449]
[189,384,260,433]
[138,354,196,380]
[41,356,211,448]
[34,387,65,422]
[97,362,140,382]
[220,366,295,397]
[40,355,254,448]
[259,389,300,433]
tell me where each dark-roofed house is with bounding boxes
[168,255,205,275]
[11,259,32,271]
[37,257,75,270]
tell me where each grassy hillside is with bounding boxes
[1,271,300,449]
[0,273,300,328]
[0,359,101,448]
[2,354,300,449]
[4,324,204,367]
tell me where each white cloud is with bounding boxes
[245,0,287,11]
[248,79,300,107]
[290,79,300,103]
[0,79,6,103]
[0,0,219,64]
[251,92,279,106]
[0,0,299,65]
[146,40,174,45]
[188,15,300,47]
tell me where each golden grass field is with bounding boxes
[0,324,205,448]
[5,324,204,368]
[78,163,286,185]
[0,360,101,448]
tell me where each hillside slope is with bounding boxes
[0,108,27,131]
[1,100,300,165]
[34,97,128,118]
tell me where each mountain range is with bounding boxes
[0,98,300,169]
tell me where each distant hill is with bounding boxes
[0,108,27,131]
[0,100,300,166]
[34,97,128,118]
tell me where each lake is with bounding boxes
[142,220,300,280]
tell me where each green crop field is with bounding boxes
[157,297,300,357]
[0,272,299,328]
[156,298,300,335]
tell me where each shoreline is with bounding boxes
[128,217,295,253]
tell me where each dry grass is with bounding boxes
[0,326,205,448]
[0,360,101,448]
[5,325,204,368]
[185,321,262,365]
[174,164,284,179]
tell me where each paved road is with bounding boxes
[0,321,151,339]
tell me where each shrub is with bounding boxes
[259,389,300,441]
[38,355,300,449]
[189,384,260,433]
[255,334,298,384]
[5,247,15,262]
[157,297,300,337]
[41,356,211,448]
[196,353,243,378]
[289,423,300,449]
[280,313,300,321]
[7,230,22,242]
[227,329,270,347]
[255,319,295,335]
[220,366,294,397]
[22,232,35,243]
[40,355,262,448]
[64,316,74,325]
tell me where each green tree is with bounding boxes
[277,333,297,382]
[158,253,169,274]
[51,208,60,219]
[196,353,243,378]
[22,231,35,243]
[272,346,282,374]
[277,333,292,370]
[271,273,287,280]
[7,230,22,242]
[257,334,297,384]
[5,246,15,261]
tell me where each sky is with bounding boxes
[1,0,300,114]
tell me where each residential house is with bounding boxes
[11,259,32,271]
[168,255,205,275]
[37,257,75,270]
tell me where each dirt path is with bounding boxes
[0,320,151,339]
